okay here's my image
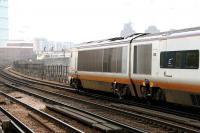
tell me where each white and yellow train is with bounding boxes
[69,27,200,107]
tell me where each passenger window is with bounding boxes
[185,51,199,69]
[160,50,199,69]
[160,52,165,68]
[165,52,175,68]
[175,52,183,68]
[78,46,128,73]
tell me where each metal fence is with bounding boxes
[13,61,68,83]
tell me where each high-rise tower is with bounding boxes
[0,0,8,47]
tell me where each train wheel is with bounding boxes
[70,78,73,87]
[139,86,151,103]
[116,85,128,100]
[74,82,79,90]
[71,79,82,91]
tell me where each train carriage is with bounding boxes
[69,37,133,97]
[131,27,200,107]
[69,27,200,107]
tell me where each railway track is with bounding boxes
[0,86,126,133]
[0,89,84,133]
[0,106,34,133]
[0,83,145,132]
[6,68,200,121]
[0,69,200,132]
[0,71,144,132]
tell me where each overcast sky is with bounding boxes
[9,0,200,43]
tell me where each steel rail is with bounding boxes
[6,68,200,121]
[0,107,34,133]
[1,69,200,132]
[2,82,146,133]
[0,90,84,133]
[2,80,200,132]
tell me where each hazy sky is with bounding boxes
[9,0,200,43]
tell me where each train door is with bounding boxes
[133,44,152,75]
[158,39,169,79]
[132,43,152,97]
[152,41,160,77]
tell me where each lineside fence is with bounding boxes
[13,61,68,83]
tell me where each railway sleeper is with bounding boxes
[47,105,124,133]
[0,107,34,133]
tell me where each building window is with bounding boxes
[160,50,199,69]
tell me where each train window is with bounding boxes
[116,47,122,73]
[160,52,165,68]
[185,51,199,69]
[133,44,152,74]
[78,49,103,72]
[165,51,175,68]
[121,46,128,73]
[160,50,199,69]
[78,46,128,73]
[103,47,126,73]
[103,48,111,72]
[103,48,115,72]
[110,48,117,72]
[175,52,183,68]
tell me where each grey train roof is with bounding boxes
[76,26,200,49]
